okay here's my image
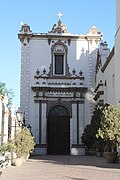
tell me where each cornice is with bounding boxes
[32,86,87,93]
[18,32,90,40]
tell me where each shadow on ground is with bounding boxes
[29,155,120,169]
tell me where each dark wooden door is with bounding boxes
[47,106,70,155]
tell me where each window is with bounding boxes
[51,42,68,76]
[55,55,64,74]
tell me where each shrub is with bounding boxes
[81,108,103,150]
[14,127,35,158]
[96,104,120,151]
[0,141,13,169]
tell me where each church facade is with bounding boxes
[18,14,102,155]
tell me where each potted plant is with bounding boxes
[93,139,104,157]
[96,104,120,163]
[13,127,35,166]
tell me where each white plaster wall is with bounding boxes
[103,56,115,105]
[29,39,51,75]
[68,39,89,75]
[115,0,120,104]
[26,39,50,139]
[68,39,90,88]
[84,94,92,125]
[115,42,120,103]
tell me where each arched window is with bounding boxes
[51,41,68,76]
[49,105,70,117]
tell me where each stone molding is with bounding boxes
[20,44,30,123]
[46,100,72,117]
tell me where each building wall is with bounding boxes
[116,0,120,30]
[18,23,102,154]
[94,42,115,106]
[95,0,120,106]
[102,55,115,105]
[115,0,120,103]
[27,37,99,134]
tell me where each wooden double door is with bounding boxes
[47,105,70,155]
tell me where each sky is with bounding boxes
[0,0,116,107]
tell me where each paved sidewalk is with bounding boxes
[0,155,120,180]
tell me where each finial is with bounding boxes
[43,68,46,74]
[72,68,76,75]
[34,69,40,79]
[57,12,63,20]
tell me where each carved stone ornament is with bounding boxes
[18,23,32,43]
[20,23,32,34]
[49,20,68,34]
[54,45,65,53]
[87,26,102,36]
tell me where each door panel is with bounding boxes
[47,116,70,155]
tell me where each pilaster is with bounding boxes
[41,102,47,144]
[71,103,77,144]
[79,103,84,144]
[20,43,30,123]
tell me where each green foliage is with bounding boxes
[0,81,14,108]
[0,142,13,155]
[93,139,105,152]
[0,82,6,95]
[14,127,35,158]
[96,104,120,151]
[81,108,103,150]
[0,138,13,169]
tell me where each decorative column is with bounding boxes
[33,103,39,145]
[39,100,42,145]
[71,101,85,155]
[18,23,32,124]
[34,100,47,155]
[71,103,77,145]
[41,102,47,145]
[79,103,84,144]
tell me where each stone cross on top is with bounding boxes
[57,12,63,20]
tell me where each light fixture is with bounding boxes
[16,107,23,126]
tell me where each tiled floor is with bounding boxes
[0,155,120,180]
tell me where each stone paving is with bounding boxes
[0,155,120,180]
